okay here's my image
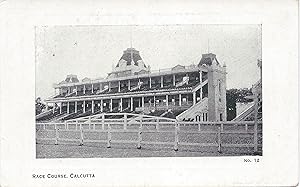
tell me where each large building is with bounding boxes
[37,48,227,122]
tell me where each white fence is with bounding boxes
[36,117,262,153]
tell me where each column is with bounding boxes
[200,88,203,99]
[99,83,102,91]
[128,80,131,90]
[83,100,86,113]
[118,81,121,92]
[75,101,77,113]
[68,87,71,94]
[199,70,202,83]
[120,98,123,111]
[149,77,152,88]
[83,85,86,95]
[153,96,156,107]
[193,92,196,105]
[67,102,70,114]
[141,96,144,108]
[179,94,182,106]
[161,76,163,88]
[91,84,94,93]
[52,103,55,114]
[100,99,103,112]
[92,100,94,113]
[108,82,111,92]
[60,102,62,114]
[166,95,169,108]
[130,97,133,111]
[76,86,78,95]
[110,99,113,112]
[173,74,176,86]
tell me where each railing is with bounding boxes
[36,120,262,153]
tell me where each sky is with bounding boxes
[36,25,261,99]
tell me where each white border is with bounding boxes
[0,0,298,186]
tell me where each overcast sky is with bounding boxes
[36,25,261,99]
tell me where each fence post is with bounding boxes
[124,114,127,130]
[64,121,67,130]
[174,122,179,151]
[254,97,258,154]
[217,127,222,153]
[55,124,58,145]
[102,115,105,130]
[107,124,111,148]
[137,126,142,149]
[156,118,159,130]
[80,126,84,146]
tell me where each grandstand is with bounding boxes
[36,48,227,123]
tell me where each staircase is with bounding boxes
[176,97,208,121]
[233,101,262,121]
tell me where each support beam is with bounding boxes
[92,100,94,113]
[110,99,113,112]
[118,81,121,92]
[83,85,86,95]
[166,95,169,108]
[179,94,182,106]
[75,101,77,113]
[100,100,103,112]
[149,77,152,88]
[120,98,123,111]
[130,97,133,111]
[128,80,131,90]
[200,88,203,100]
[91,84,94,93]
[161,76,163,88]
[67,102,70,114]
[83,100,86,113]
[108,82,111,92]
[153,96,156,107]
[141,97,144,108]
[173,74,176,86]
[60,103,62,114]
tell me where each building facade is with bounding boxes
[41,48,227,122]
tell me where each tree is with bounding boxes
[226,88,253,121]
[35,97,46,115]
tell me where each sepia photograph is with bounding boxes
[35,25,262,158]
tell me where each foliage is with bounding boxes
[226,88,253,121]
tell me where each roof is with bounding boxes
[198,53,219,66]
[116,48,145,67]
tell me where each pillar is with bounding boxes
[128,80,131,90]
[52,103,55,114]
[118,81,121,92]
[166,95,169,108]
[161,76,163,88]
[99,83,102,91]
[100,99,103,112]
[76,86,78,95]
[120,98,123,111]
[60,102,62,114]
[149,77,152,88]
[200,87,203,99]
[153,96,156,107]
[91,84,94,93]
[68,87,71,94]
[130,97,133,111]
[179,94,182,106]
[193,92,196,105]
[83,85,86,95]
[92,100,94,113]
[67,102,70,114]
[110,99,113,112]
[83,100,86,113]
[199,70,202,83]
[173,74,176,86]
[75,101,77,113]
[141,97,144,108]
[108,82,111,92]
